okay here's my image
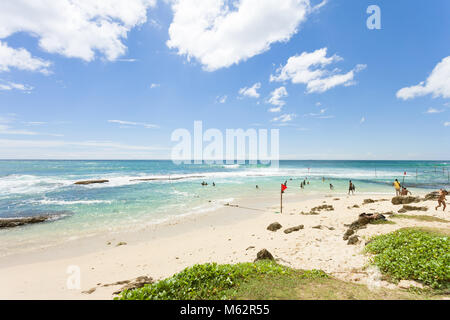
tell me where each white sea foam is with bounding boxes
[35,199,113,205]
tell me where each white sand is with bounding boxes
[0,191,447,299]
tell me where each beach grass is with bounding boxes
[365,228,450,290]
[390,214,449,223]
[117,260,434,300]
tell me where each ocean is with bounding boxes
[0,160,448,255]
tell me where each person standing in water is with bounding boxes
[435,189,447,211]
[330,183,334,190]
[393,179,401,196]
[348,180,354,195]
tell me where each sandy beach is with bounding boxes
[0,190,447,300]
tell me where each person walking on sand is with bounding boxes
[348,180,354,195]
[330,183,334,190]
[393,179,401,196]
[435,189,447,211]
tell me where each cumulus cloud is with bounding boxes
[0,41,51,74]
[270,48,366,93]
[444,122,450,127]
[167,0,316,71]
[0,0,156,62]
[397,56,450,100]
[239,82,261,98]
[267,86,288,112]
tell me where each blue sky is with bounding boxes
[0,0,449,160]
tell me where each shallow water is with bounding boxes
[0,160,448,255]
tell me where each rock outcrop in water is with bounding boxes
[0,216,50,229]
[74,180,109,185]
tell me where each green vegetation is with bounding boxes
[118,260,436,300]
[365,228,450,290]
[369,219,396,225]
[391,214,448,223]
[118,260,289,300]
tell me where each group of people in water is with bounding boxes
[201,176,446,211]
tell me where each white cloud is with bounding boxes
[239,82,261,98]
[360,116,365,124]
[267,86,288,112]
[0,80,33,92]
[0,41,51,74]
[397,56,450,100]
[444,122,450,127]
[117,58,138,62]
[0,116,64,136]
[304,108,334,119]
[216,95,227,103]
[424,107,444,114]
[271,113,296,122]
[0,0,157,62]
[108,119,159,129]
[0,124,37,135]
[167,0,316,71]
[0,138,164,151]
[150,83,160,88]
[270,48,366,93]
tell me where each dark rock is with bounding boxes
[391,196,420,205]
[102,280,130,287]
[254,249,274,262]
[311,204,334,212]
[363,199,375,204]
[113,276,153,294]
[0,215,51,229]
[267,222,282,231]
[347,235,359,245]
[74,179,109,185]
[312,225,323,229]
[246,246,255,250]
[284,225,304,234]
[424,192,440,201]
[300,210,319,215]
[399,205,428,213]
[116,242,127,247]
[348,213,386,231]
[343,229,355,240]
[82,287,96,294]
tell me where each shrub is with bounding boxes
[365,228,449,289]
[118,260,289,300]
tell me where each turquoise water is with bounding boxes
[0,160,448,255]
